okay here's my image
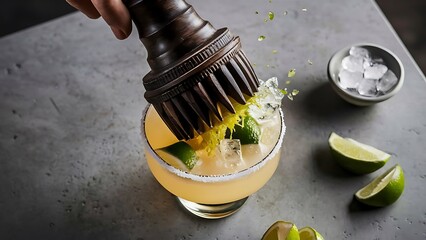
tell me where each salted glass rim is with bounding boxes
[141,104,286,183]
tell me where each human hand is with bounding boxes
[66,0,132,40]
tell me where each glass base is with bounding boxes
[177,197,249,219]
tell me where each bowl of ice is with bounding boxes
[328,43,404,106]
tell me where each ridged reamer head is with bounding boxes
[126,0,259,140]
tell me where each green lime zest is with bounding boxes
[268,11,275,20]
[288,69,296,78]
[292,89,300,96]
[193,96,259,154]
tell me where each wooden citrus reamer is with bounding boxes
[125,0,259,140]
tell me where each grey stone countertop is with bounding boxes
[1,0,425,239]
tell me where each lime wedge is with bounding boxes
[299,227,324,240]
[262,221,300,240]
[157,142,198,170]
[226,115,261,144]
[355,164,405,207]
[328,132,390,174]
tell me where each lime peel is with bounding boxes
[158,141,198,170]
[226,115,261,144]
[328,132,390,174]
[355,164,405,207]
[262,221,300,240]
[298,227,324,240]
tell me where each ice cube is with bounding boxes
[248,77,284,121]
[262,77,285,101]
[363,58,372,69]
[363,57,385,71]
[371,57,385,64]
[341,55,364,73]
[260,124,276,145]
[364,63,388,79]
[248,103,277,122]
[349,47,370,59]
[377,69,398,93]
[219,139,243,167]
[357,78,378,97]
[338,69,363,89]
[262,77,279,88]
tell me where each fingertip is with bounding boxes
[92,0,132,39]
[123,22,132,38]
[85,11,101,19]
[111,26,129,40]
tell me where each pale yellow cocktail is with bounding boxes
[141,78,286,218]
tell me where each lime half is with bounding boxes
[328,132,390,174]
[355,164,405,207]
[262,221,300,240]
[226,115,261,145]
[157,142,198,170]
[298,227,324,240]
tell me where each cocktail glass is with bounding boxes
[141,104,285,219]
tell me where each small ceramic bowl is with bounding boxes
[327,43,404,106]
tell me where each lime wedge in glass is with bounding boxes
[261,221,300,240]
[328,132,390,174]
[298,227,324,240]
[157,142,198,170]
[226,115,261,145]
[355,164,405,207]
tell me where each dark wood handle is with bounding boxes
[125,0,216,72]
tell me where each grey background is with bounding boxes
[1,0,426,239]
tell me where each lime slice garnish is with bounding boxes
[298,227,324,240]
[226,115,261,144]
[261,221,300,240]
[328,132,390,174]
[157,142,198,170]
[355,164,404,207]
